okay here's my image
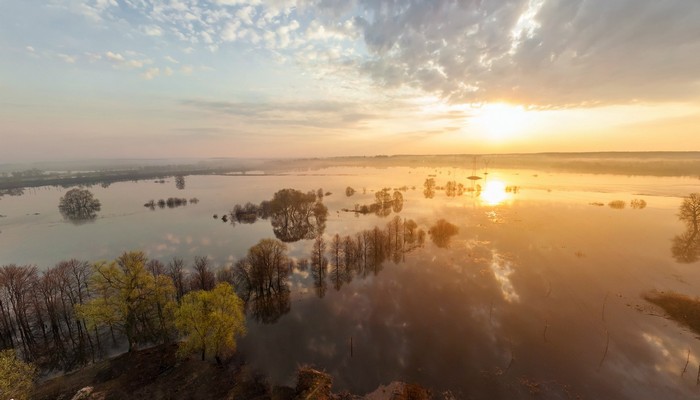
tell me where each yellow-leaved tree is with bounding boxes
[175,282,246,364]
[76,251,176,351]
[0,349,36,400]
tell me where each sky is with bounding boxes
[1,0,700,162]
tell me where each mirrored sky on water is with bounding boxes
[1,166,699,398]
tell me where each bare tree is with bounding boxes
[190,256,216,291]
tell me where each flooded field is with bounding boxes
[1,166,699,398]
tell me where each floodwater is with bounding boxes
[1,166,700,398]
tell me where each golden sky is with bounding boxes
[1,0,699,161]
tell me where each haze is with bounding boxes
[2,0,700,163]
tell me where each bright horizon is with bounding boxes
[2,1,700,163]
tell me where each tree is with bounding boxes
[76,252,176,351]
[58,188,101,223]
[175,175,185,190]
[679,193,700,232]
[0,349,35,400]
[175,282,246,364]
[235,239,289,296]
[189,256,215,291]
[268,189,328,242]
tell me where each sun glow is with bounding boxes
[480,180,509,206]
[472,103,530,141]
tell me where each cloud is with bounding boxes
[41,0,700,108]
[351,0,700,106]
[142,67,160,80]
[179,98,382,129]
[143,25,163,36]
[57,53,76,64]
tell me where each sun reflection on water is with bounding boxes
[480,180,509,206]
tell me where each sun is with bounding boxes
[472,103,530,141]
[480,180,509,206]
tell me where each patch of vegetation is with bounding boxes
[644,291,700,335]
[630,199,647,209]
[608,200,626,209]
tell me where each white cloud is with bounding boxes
[143,25,163,37]
[164,55,180,64]
[236,6,256,25]
[181,65,194,75]
[105,51,125,63]
[221,20,241,42]
[57,53,76,64]
[25,46,35,53]
[142,67,160,80]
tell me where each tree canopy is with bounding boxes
[58,188,101,223]
[76,251,176,351]
[0,349,35,400]
[175,282,246,364]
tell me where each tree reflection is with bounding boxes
[429,219,459,248]
[671,230,700,263]
[308,218,427,295]
[58,188,101,224]
[672,193,700,263]
[423,178,435,199]
[247,289,291,324]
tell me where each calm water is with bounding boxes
[1,167,700,398]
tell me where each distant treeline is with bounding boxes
[0,166,239,191]
[259,152,700,177]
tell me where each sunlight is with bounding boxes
[480,180,509,206]
[472,103,530,141]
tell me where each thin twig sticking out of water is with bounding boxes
[543,320,549,343]
[696,364,700,386]
[602,292,609,322]
[545,280,552,298]
[682,348,690,377]
[598,330,610,371]
[505,337,515,373]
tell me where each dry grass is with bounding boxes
[644,291,700,335]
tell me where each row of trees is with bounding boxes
[0,254,246,373]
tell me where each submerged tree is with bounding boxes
[268,189,328,242]
[175,282,246,364]
[175,175,186,190]
[58,188,101,223]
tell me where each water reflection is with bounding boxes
[248,290,291,324]
[671,193,700,263]
[488,252,519,303]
